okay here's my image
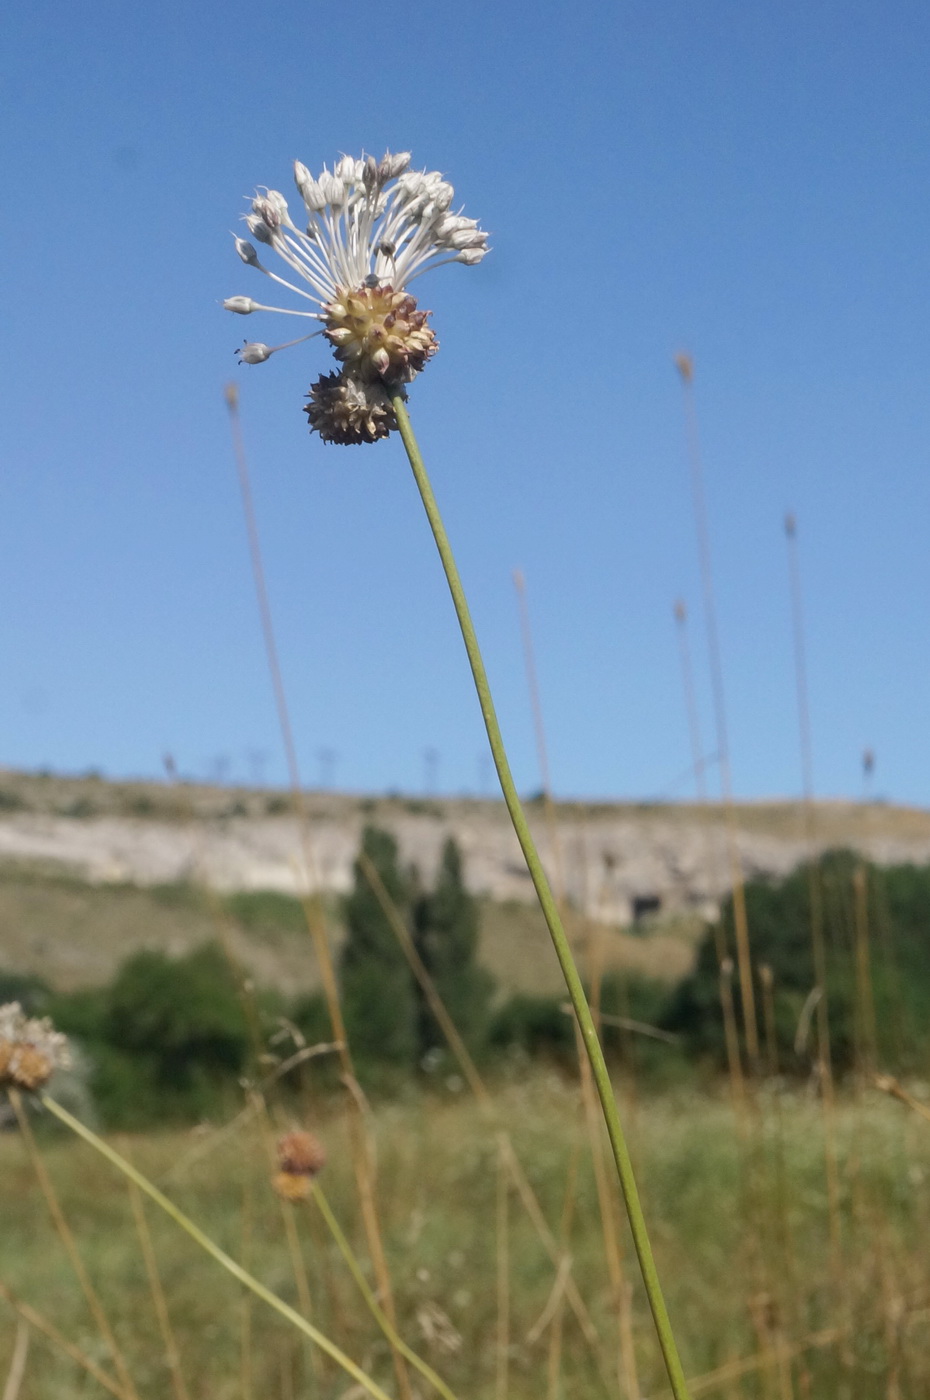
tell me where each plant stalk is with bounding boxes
[40,1095,394,1400]
[391,392,691,1400]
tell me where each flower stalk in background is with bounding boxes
[227,152,488,442]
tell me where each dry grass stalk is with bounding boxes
[227,385,411,1400]
[511,567,641,1396]
[783,512,844,1299]
[495,1138,510,1400]
[1,1319,28,1400]
[240,1173,254,1400]
[7,1090,139,1400]
[125,1169,191,1400]
[675,354,758,1062]
[358,848,602,1350]
[852,865,878,1071]
[0,1282,133,1400]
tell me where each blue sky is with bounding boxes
[2,1,929,803]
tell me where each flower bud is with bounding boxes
[433,180,454,211]
[363,154,379,190]
[252,193,284,230]
[294,161,327,211]
[264,189,289,219]
[224,297,258,314]
[320,171,345,207]
[335,155,360,184]
[379,150,411,181]
[245,213,274,244]
[455,247,487,265]
[447,227,487,250]
[237,341,272,364]
[235,237,261,266]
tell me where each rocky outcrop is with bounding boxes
[0,773,927,926]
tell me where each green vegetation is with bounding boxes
[48,945,263,1128]
[3,1075,929,1399]
[14,846,930,1133]
[341,826,420,1071]
[413,837,493,1060]
[8,827,930,1396]
[665,850,930,1074]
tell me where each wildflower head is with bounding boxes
[0,1003,70,1092]
[272,1129,326,1203]
[277,1129,327,1177]
[226,151,488,441]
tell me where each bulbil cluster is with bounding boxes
[0,1003,70,1092]
[226,151,488,444]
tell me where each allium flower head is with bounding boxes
[226,151,488,443]
[0,1002,71,1092]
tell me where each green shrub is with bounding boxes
[490,992,575,1063]
[663,851,930,1075]
[50,944,252,1127]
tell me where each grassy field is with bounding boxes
[3,1068,930,1400]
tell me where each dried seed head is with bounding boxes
[277,1130,327,1177]
[323,285,436,386]
[675,351,694,383]
[304,371,398,445]
[0,1003,70,1092]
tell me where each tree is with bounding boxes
[106,943,250,1088]
[661,850,930,1075]
[341,826,418,1069]
[413,837,493,1059]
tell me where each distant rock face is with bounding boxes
[0,776,928,926]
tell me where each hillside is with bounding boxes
[1,768,928,996]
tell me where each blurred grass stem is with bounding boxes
[224,383,411,1400]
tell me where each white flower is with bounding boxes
[226,150,489,378]
[0,1002,70,1090]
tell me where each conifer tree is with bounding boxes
[341,825,418,1069]
[413,836,493,1058]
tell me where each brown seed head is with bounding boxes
[323,284,437,386]
[277,1130,326,1177]
[304,371,398,445]
[674,351,694,384]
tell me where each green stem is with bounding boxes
[40,1095,393,1400]
[391,393,692,1400]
